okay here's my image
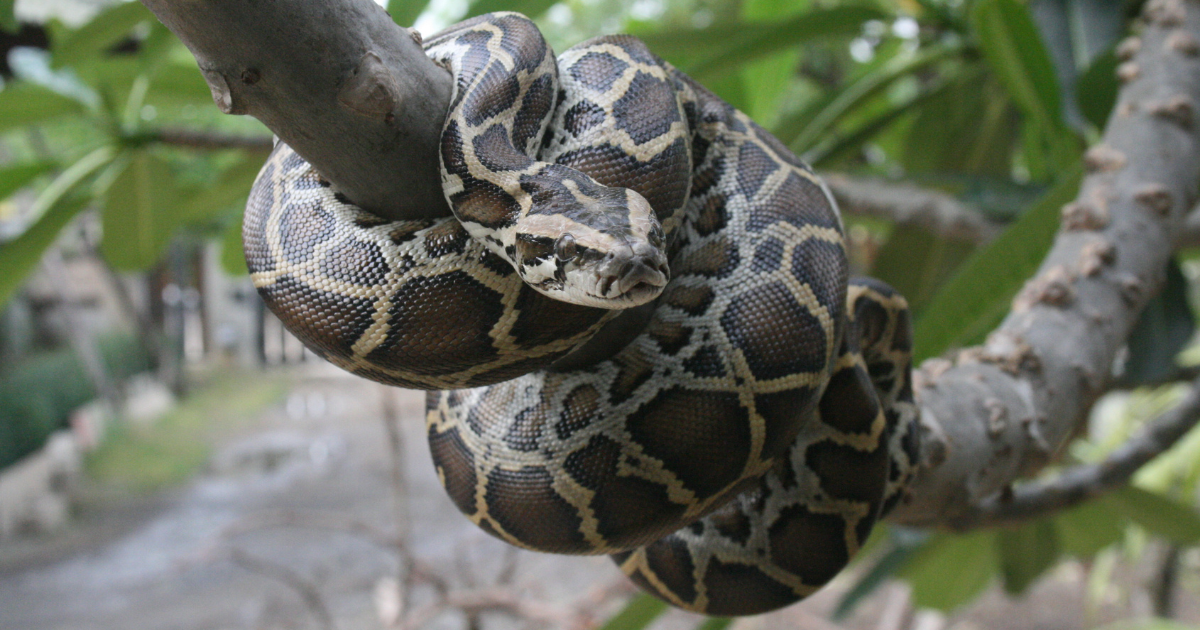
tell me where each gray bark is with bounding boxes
[140,0,453,221]
[142,0,1200,529]
[890,0,1200,527]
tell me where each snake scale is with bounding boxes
[243,12,919,616]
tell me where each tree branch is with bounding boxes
[824,174,1000,244]
[890,0,1200,527]
[944,375,1200,529]
[142,0,1200,535]
[139,0,453,221]
[151,128,273,152]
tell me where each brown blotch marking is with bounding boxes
[427,423,479,517]
[609,348,656,404]
[423,219,474,257]
[468,353,575,388]
[259,275,376,358]
[568,50,629,93]
[805,439,888,504]
[389,221,430,247]
[563,99,607,135]
[368,271,503,375]
[503,404,550,452]
[472,123,535,172]
[675,238,738,278]
[440,119,469,173]
[750,236,786,273]
[318,236,390,286]
[817,365,880,437]
[462,64,521,127]
[484,465,588,553]
[748,172,841,232]
[735,141,778,199]
[616,539,698,604]
[663,283,715,316]
[555,384,601,440]
[509,284,608,347]
[512,73,554,150]
[721,281,829,381]
[450,175,521,228]
[276,200,339,266]
[564,434,682,548]
[495,13,549,73]
[681,344,726,378]
[613,71,681,145]
[708,502,753,545]
[701,559,802,616]
[626,387,750,499]
[767,504,851,586]
[754,388,820,460]
[647,320,692,355]
[553,141,691,224]
[693,191,728,236]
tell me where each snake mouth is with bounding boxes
[590,254,670,305]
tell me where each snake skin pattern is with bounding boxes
[243,13,919,616]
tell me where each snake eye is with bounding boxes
[555,233,577,262]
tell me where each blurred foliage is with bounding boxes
[0,332,149,469]
[85,370,287,490]
[7,0,1200,628]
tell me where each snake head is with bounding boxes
[512,186,669,309]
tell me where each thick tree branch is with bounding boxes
[151,128,274,152]
[890,0,1200,527]
[143,0,1200,532]
[140,0,453,220]
[945,375,1200,529]
[824,174,1000,244]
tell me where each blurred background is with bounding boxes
[3,0,1200,629]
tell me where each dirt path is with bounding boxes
[0,367,645,630]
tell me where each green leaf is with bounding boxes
[807,75,956,167]
[870,224,976,315]
[913,164,1082,361]
[1095,620,1200,630]
[0,196,88,310]
[0,162,57,201]
[690,7,888,80]
[0,0,16,34]
[1076,49,1119,130]
[465,0,558,20]
[1107,486,1200,545]
[101,150,183,270]
[51,1,155,68]
[996,519,1059,594]
[900,530,997,611]
[971,0,1063,137]
[0,82,89,134]
[389,0,430,28]
[901,72,1018,177]
[639,7,887,79]
[1121,259,1195,386]
[597,593,668,630]
[177,155,265,222]
[695,618,733,630]
[1054,497,1125,558]
[220,214,247,276]
[833,528,931,620]
[780,41,962,154]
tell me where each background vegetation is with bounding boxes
[4,0,1200,628]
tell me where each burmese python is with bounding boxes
[243,12,919,616]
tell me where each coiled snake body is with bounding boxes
[244,13,919,616]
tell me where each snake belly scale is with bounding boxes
[243,12,919,617]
